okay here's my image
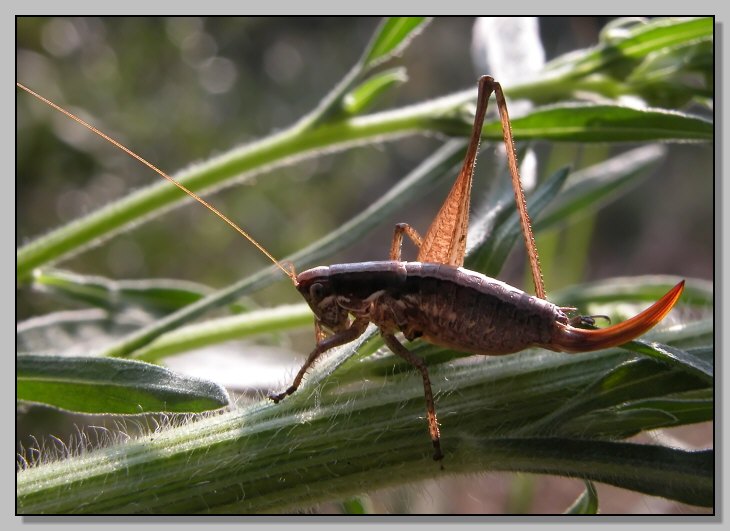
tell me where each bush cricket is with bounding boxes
[17,76,684,462]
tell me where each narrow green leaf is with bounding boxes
[536,145,666,231]
[361,17,430,69]
[548,17,713,79]
[564,481,598,514]
[132,303,313,363]
[342,67,408,115]
[552,276,714,309]
[521,357,709,436]
[17,309,139,355]
[624,341,713,383]
[480,439,712,508]
[466,166,570,277]
[31,268,238,315]
[484,104,713,142]
[628,38,713,83]
[613,390,713,428]
[17,355,229,414]
[626,39,713,107]
[295,18,419,129]
[565,391,713,437]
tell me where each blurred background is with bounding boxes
[16,17,713,514]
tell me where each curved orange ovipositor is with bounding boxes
[551,280,685,353]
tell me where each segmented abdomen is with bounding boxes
[303,262,568,355]
[382,263,565,355]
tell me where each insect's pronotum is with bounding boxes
[17,76,684,462]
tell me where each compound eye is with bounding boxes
[309,282,324,301]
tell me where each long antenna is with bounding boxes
[17,82,298,285]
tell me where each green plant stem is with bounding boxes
[17,323,713,514]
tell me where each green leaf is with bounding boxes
[623,341,713,384]
[132,303,313,363]
[520,356,710,437]
[342,67,408,115]
[361,17,430,69]
[480,439,712,508]
[466,165,570,277]
[18,309,136,355]
[552,276,714,309]
[549,17,713,80]
[564,390,713,437]
[626,38,713,107]
[31,268,236,315]
[17,355,229,414]
[564,481,598,514]
[484,104,713,142]
[536,145,666,230]
[299,17,428,128]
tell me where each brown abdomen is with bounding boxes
[387,263,567,355]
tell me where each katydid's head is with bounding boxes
[296,266,350,333]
